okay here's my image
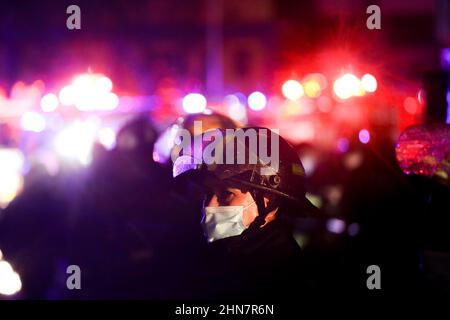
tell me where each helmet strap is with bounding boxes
[251,190,279,228]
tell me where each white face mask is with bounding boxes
[201,202,255,243]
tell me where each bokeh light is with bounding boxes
[54,119,98,165]
[303,80,321,98]
[348,223,360,237]
[337,137,350,153]
[225,94,247,123]
[100,92,120,111]
[58,74,119,111]
[247,91,267,111]
[0,149,24,208]
[182,93,207,114]
[0,261,22,296]
[95,76,113,93]
[361,74,377,92]
[404,97,418,114]
[326,218,346,234]
[98,127,116,150]
[20,112,46,132]
[284,100,302,116]
[358,129,370,144]
[333,73,364,100]
[40,93,59,112]
[59,85,76,105]
[282,80,304,100]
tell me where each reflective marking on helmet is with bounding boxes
[173,155,203,178]
[292,163,305,176]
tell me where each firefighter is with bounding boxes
[172,127,320,299]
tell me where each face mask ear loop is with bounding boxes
[242,201,256,211]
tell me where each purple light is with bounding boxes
[446,90,450,124]
[337,138,349,153]
[358,129,370,144]
[347,223,360,237]
[326,218,346,234]
[441,48,450,71]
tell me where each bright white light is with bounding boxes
[98,127,116,150]
[333,73,364,100]
[59,85,76,105]
[0,261,22,296]
[75,96,98,111]
[20,112,46,132]
[282,80,304,100]
[73,74,93,91]
[0,171,23,209]
[54,120,98,165]
[228,103,247,123]
[0,149,24,173]
[247,91,266,111]
[40,93,59,112]
[361,74,377,93]
[95,76,113,93]
[182,93,207,114]
[225,94,247,123]
[0,261,13,274]
[68,74,118,111]
[103,93,119,110]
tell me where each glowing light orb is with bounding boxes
[182,93,207,114]
[359,129,370,144]
[0,261,22,296]
[247,91,267,111]
[40,93,59,112]
[98,127,116,150]
[59,85,76,105]
[361,74,377,93]
[20,112,46,133]
[282,80,304,101]
[333,73,363,100]
[303,80,321,98]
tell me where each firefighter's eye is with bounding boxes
[204,192,214,204]
[217,190,234,202]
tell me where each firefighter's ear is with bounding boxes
[261,196,279,227]
[263,194,279,214]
